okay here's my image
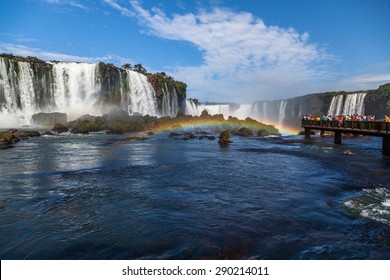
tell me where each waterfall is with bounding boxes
[0,57,182,127]
[233,104,254,120]
[123,70,157,116]
[52,62,100,119]
[196,104,232,118]
[0,58,39,125]
[328,95,344,116]
[262,102,268,123]
[161,82,178,117]
[278,100,287,127]
[185,99,199,116]
[327,93,367,116]
[342,93,366,116]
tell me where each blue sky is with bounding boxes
[0,0,389,102]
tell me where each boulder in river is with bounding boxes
[218,130,231,145]
[52,123,68,133]
[32,112,67,127]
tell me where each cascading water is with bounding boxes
[328,95,344,116]
[161,82,178,117]
[326,93,367,117]
[0,56,181,127]
[185,99,199,116]
[51,62,100,119]
[233,104,254,120]
[123,70,157,116]
[0,58,40,125]
[196,104,232,118]
[277,100,287,127]
[342,93,367,116]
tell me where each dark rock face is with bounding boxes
[52,123,68,133]
[32,112,67,127]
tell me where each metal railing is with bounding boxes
[301,119,390,133]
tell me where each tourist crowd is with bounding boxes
[301,114,390,122]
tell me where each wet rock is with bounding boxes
[106,129,124,135]
[169,131,183,138]
[52,123,68,133]
[13,130,40,139]
[196,130,210,135]
[183,133,196,140]
[343,150,355,156]
[0,131,17,149]
[43,131,55,136]
[32,112,67,127]
[218,130,231,145]
[207,136,216,140]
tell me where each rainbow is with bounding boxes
[148,117,300,136]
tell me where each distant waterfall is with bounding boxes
[234,104,254,120]
[327,93,367,116]
[185,100,290,128]
[196,104,232,117]
[328,95,344,116]
[185,99,199,116]
[342,93,367,116]
[278,100,287,127]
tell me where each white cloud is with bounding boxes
[41,0,89,11]
[333,73,390,91]
[105,0,333,102]
[102,0,134,17]
[0,43,133,66]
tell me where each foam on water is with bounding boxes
[344,188,390,225]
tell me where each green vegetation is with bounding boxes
[0,53,47,65]
[0,131,14,142]
[121,63,132,70]
[65,110,279,137]
[133,64,147,74]
[237,127,254,137]
[146,71,187,106]
[218,130,231,145]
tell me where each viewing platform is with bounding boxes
[301,119,390,156]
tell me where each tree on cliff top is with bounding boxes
[122,63,132,70]
[133,64,147,74]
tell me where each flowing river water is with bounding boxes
[0,131,390,259]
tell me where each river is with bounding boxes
[0,131,390,259]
